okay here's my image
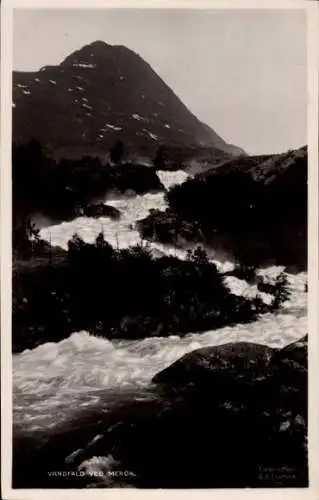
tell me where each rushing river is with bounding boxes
[37,171,188,253]
[14,170,307,440]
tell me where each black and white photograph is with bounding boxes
[1,0,318,496]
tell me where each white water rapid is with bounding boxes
[14,170,307,434]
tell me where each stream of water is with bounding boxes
[14,170,307,442]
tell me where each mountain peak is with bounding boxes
[13,41,244,159]
[86,40,110,48]
[60,40,138,68]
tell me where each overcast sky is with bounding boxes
[13,8,307,155]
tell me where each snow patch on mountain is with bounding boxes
[132,113,144,121]
[73,63,96,68]
[105,124,122,131]
[147,131,159,141]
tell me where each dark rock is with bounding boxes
[84,203,121,220]
[109,163,164,195]
[152,341,275,388]
[267,335,308,423]
[257,281,277,295]
[271,334,307,370]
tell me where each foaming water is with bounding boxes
[13,270,307,432]
[37,169,236,271]
[17,171,307,436]
[156,170,189,190]
[38,192,165,251]
[39,170,188,251]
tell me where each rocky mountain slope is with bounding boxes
[13,40,244,160]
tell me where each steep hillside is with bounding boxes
[138,146,307,269]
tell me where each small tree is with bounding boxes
[128,241,153,261]
[186,248,193,262]
[190,246,209,266]
[13,218,40,258]
[67,233,85,256]
[95,231,106,248]
[271,271,291,311]
[95,231,114,259]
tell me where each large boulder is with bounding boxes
[84,203,122,220]
[109,164,165,195]
[152,341,275,388]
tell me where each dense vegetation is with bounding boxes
[13,223,291,353]
[13,139,164,226]
[138,146,307,269]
